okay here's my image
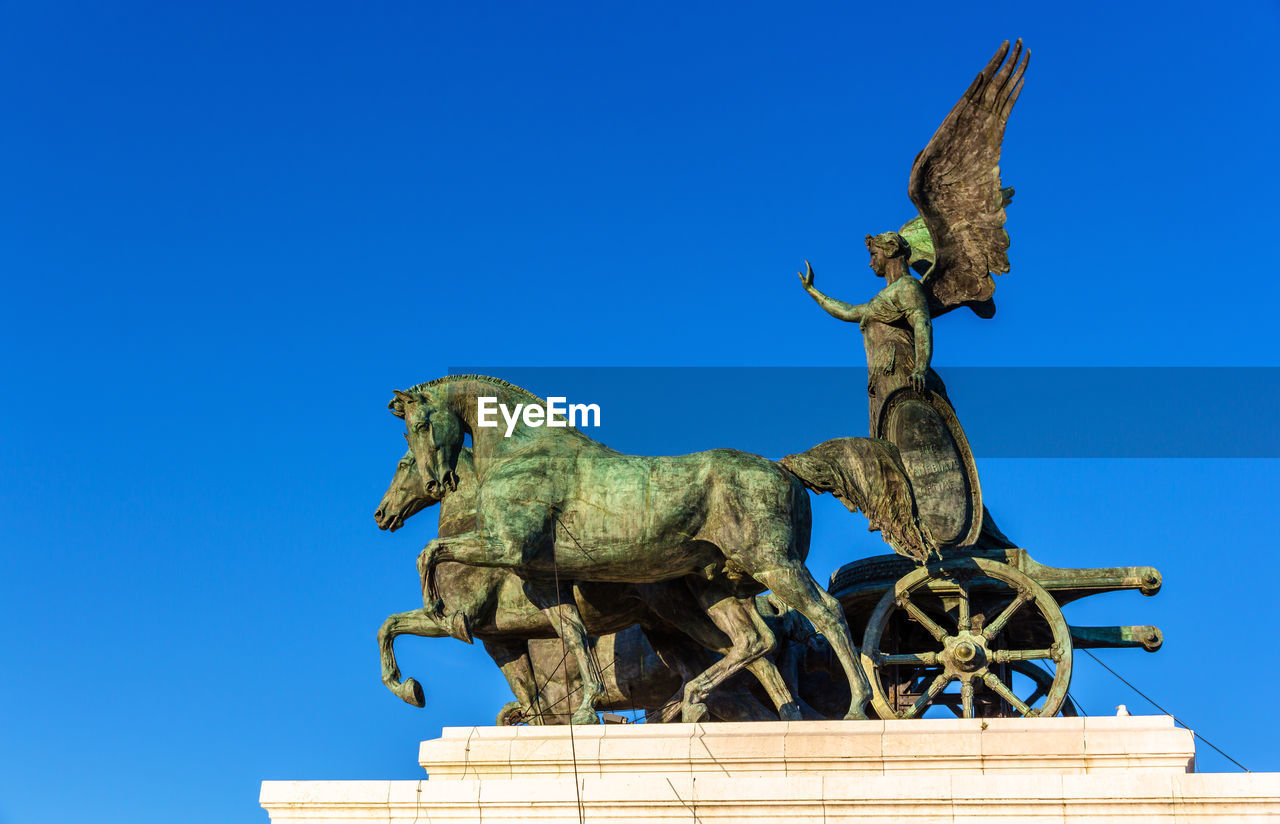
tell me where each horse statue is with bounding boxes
[374,447,806,723]
[390,374,934,721]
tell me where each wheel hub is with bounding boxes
[943,632,988,675]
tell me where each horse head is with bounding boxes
[374,447,439,532]
[389,387,463,497]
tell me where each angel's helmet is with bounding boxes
[864,231,911,277]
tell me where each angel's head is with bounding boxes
[864,232,912,279]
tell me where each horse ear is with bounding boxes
[388,389,412,418]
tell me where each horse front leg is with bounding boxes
[378,608,449,707]
[483,639,546,726]
[526,582,604,725]
[418,531,525,614]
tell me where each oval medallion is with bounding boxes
[875,388,982,547]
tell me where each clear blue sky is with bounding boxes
[3,2,1279,822]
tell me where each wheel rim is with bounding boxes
[860,558,1073,719]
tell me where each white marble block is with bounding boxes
[261,716,1280,823]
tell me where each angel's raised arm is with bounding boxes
[799,261,869,323]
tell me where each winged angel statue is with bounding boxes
[800,40,1029,430]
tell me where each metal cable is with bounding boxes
[1081,648,1249,772]
[550,506,588,824]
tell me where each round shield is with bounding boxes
[874,387,983,548]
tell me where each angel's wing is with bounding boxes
[908,40,1029,318]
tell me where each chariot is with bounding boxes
[827,386,1165,720]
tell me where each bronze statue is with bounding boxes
[800,40,1029,549]
[373,40,1168,723]
[799,39,1027,425]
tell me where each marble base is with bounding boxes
[261,716,1280,823]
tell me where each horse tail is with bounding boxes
[779,437,936,564]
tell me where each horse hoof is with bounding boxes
[570,709,600,725]
[400,678,425,708]
[843,707,868,721]
[682,702,709,724]
[778,701,803,722]
[496,701,525,726]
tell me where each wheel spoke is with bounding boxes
[955,579,971,632]
[993,648,1056,664]
[983,672,1033,717]
[961,681,975,719]
[982,590,1032,641]
[897,591,950,643]
[902,673,954,719]
[877,651,940,667]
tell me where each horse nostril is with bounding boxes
[374,508,385,520]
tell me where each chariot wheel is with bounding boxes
[860,557,1073,719]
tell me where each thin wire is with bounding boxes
[1031,658,1087,717]
[1082,648,1249,772]
[524,653,622,721]
[553,511,597,560]
[514,512,604,725]
[525,644,574,723]
[549,512,614,719]
[550,506,588,824]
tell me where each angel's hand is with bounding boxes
[798,260,815,291]
[908,367,928,392]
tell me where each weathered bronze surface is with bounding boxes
[388,375,941,721]
[374,40,1164,722]
[376,447,814,724]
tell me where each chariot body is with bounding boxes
[825,385,1164,720]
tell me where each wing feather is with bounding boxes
[908,40,1029,316]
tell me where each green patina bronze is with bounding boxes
[372,40,1165,723]
[375,447,825,724]
[387,374,936,721]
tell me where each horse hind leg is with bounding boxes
[679,587,786,723]
[742,602,804,721]
[749,564,871,720]
[683,585,802,720]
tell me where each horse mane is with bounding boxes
[407,374,545,405]
[406,374,604,444]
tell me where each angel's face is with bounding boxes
[865,235,888,278]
